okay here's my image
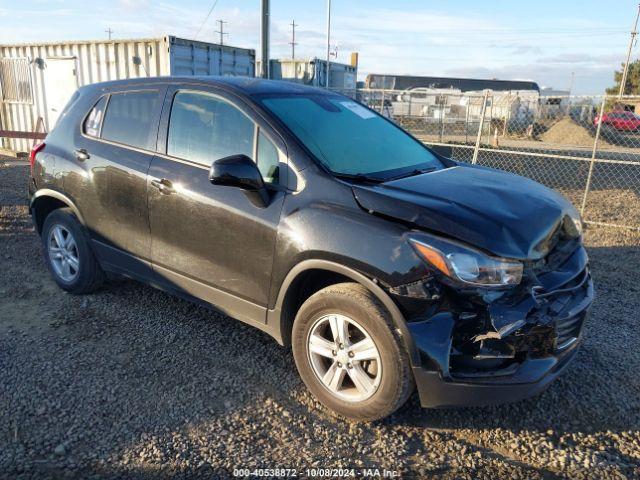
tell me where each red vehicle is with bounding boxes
[595,111,640,131]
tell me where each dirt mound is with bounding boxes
[540,118,609,147]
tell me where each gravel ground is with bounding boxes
[1,160,639,479]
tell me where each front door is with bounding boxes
[43,57,78,129]
[147,87,286,323]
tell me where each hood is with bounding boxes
[352,165,577,260]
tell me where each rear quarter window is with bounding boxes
[83,95,108,137]
[100,90,160,150]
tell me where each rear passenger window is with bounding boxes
[167,91,254,166]
[83,96,107,137]
[101,91,159,150]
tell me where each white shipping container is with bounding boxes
[261,58,357,91]
[0,35,255,152]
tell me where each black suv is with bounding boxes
[28,77,593,421]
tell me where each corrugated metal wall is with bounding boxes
[0,38,168,152]
[168,37,254,77]
[0,36,255,152]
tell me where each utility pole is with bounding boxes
[619,3,640,98]
[260,0,270,78]
[326,0,331,88]
[290,20,298,59]
[568,71,575,96]
[215,20,228,46]
[105,27,113,40]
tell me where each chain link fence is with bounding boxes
[342,88,640,231]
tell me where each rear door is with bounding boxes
[69,87,165,278]
[147,86,287,320]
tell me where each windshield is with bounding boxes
[260,94,443,180]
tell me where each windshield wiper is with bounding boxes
[333,172,385,183]
[385,166,438,181]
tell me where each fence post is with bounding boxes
[465,102,470,144]
[580,97,607,215]
[472,92,489,164]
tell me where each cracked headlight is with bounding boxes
[409,234,523,287]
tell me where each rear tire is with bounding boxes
[292,282,414,421]
[42,208,104,294]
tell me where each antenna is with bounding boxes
[215,19,228,46]
[105,27,114,40]
[290,20,298,59]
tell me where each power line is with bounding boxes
[215,19,228,46]
[194,0,221,40]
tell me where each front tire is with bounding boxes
[292,283,414,421]
[42,208,104,294]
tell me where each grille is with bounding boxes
[555,311,586,350]
[531,263,591,352]
[543,269,591,351]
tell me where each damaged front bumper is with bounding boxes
[403,243,594,408]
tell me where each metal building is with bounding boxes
[0,35,255,152]
[365,74,540,93]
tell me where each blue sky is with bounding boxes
[0,0,637,94]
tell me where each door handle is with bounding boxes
[74,148,90,161]
[150,178,175,195]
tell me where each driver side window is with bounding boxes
[257,130,280,184]
[167,91,254,166]
[167,91,280,184]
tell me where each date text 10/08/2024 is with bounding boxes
[232,468,401,477]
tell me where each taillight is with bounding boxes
[29,142,45,174]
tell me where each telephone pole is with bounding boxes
[215,19,228,46]
[260,0,270,78]
[289,20,298,59]
[619,3,640,98]
[326,0,332,88]
[105,27,113,40]
[568,71,575,96]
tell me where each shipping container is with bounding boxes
[0,35,255,152]
[260,57,357,92]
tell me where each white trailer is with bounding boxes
[0,35,255,152]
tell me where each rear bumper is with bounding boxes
[412,341,580,408]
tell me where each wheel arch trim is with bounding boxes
[30,189,86,227]
[269,259,421,367]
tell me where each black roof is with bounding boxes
[80,75,330,97]
[366,74,540,92]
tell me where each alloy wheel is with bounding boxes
[307,313,382,402]
[48,225,80,282]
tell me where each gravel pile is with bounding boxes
[1,160,639,479]
[539,118,608,148]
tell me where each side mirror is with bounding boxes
[209,154,269,206]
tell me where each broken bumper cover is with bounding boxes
[411,340,581,408]
[406,247,594,408]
